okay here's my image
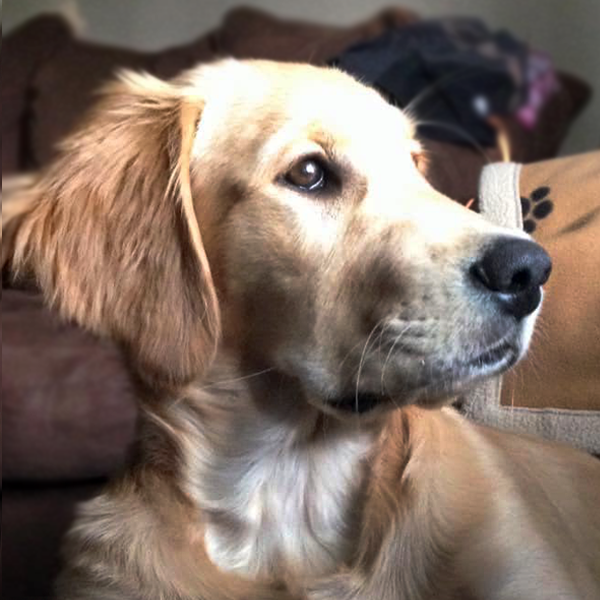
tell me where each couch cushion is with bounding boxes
[215,6,418,63]
[1,17,72,174]
[151,30,216,79]
[24,25,216,167]
[3,482,104,600]
[422,140,501,203]
[30,41,153,167]
[2,290,137,481]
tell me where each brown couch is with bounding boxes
[1,7,592,599]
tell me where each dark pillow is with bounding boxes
[1,16,72,174]
[3,482,104,600]
[2,290,137,482]
[29,41,152,167]
[151,31,216,79]
[23,23,215,167]
[2,127,22,178]
[214,6,418,63]
[422,140,502,203]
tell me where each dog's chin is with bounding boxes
[317,337,523,418]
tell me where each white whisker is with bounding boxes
[201,367,277,390]
[355,321,384,413]
[380,324,412,394]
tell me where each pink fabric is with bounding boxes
[516,50,560,129]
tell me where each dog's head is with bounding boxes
[9,60,550,413]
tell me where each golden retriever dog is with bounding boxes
[4,60,599,600]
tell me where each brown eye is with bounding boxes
[285,158,326,191]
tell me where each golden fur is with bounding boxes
[3,60,599,600]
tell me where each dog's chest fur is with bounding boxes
[176,391,373,581]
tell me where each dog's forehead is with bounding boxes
[194,60,415,155]
[261,61,413,142]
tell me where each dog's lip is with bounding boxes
[426,338,519,392]
[434,338,517,383]
[464,339,514,370]
[323,339,517,415]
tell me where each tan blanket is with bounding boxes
[463,151,600,453]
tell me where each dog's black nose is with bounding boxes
[471,237,552,320]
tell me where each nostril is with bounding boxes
[470,263,493,290]
[511,268,532,292]
[471,237,552,319]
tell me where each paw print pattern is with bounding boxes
[521,186,554,234]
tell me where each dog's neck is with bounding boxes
[173,356,384,584]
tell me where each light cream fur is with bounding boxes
[3,60,599,600]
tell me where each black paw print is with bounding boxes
[521,186,554,234]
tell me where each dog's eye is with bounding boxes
[285,158,326,192]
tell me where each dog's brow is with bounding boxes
[308,129,337,154]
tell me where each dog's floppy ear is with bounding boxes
[2,176,37,275]
[13,71,220,388]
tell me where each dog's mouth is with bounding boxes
[462,339,516,372]
[326,391,392,414]
[324,339,517,415]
